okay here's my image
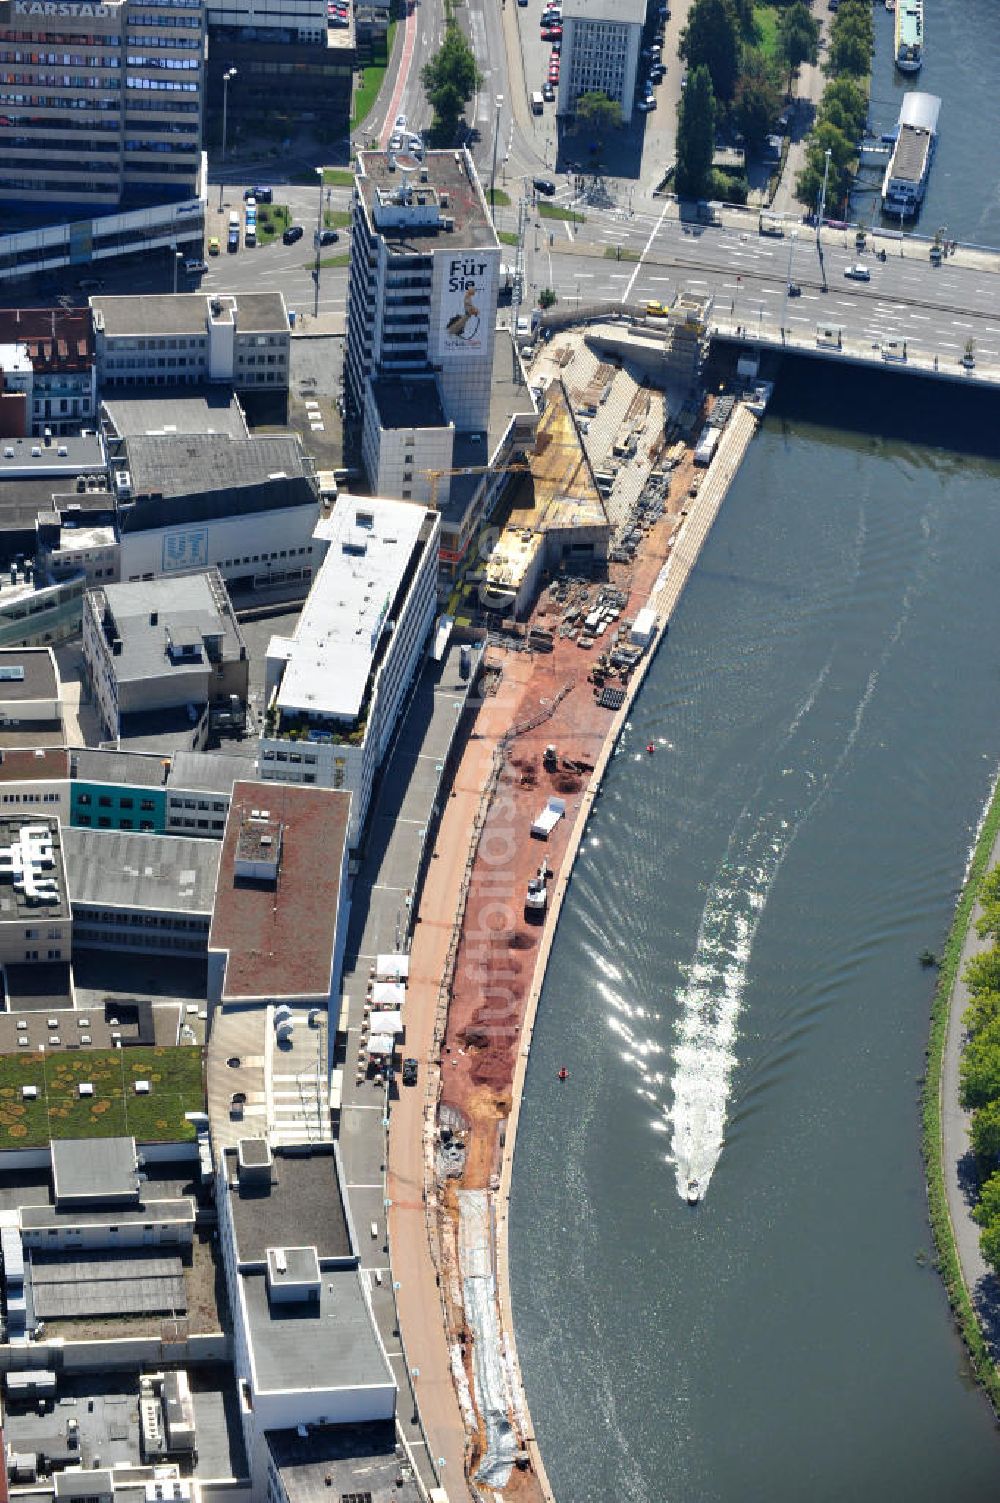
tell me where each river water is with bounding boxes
[509,361,1000,1501]
[866,0,1000,243]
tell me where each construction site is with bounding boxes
[399,291,767,1500]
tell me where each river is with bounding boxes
[867,0,1000,243]
[508,361,1000,1502]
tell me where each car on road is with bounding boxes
[208,236,220,255]
[787,281,801,296]
[283,224,304,245]
[844,263,870,280]
[542,80,555,100]
[402,1057,418,1086]
[533,176,557,195]
[389,132,404,150]
[395,113,407,129]
[645,300,668,317]
[518,0,528,8]
[316,228,340,245]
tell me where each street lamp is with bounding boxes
[218,67,237,211]
[313,165,324,319]
[816,147,831,290]
[489,95,504,220]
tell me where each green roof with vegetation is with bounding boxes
[0,1047,204,1149]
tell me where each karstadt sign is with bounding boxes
[12,2,112,15]
[437,254,496,359]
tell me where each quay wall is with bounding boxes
[491,401,759,1500]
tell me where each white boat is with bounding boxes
[894,0,923,71]
[881,93,940,218]
[686,1178,700,1204]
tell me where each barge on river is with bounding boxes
[894,0,923,70]
[882,92,940,218]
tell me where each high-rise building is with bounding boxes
[557,0,645,124]
[0,0,206,208]
[346,149,501,497]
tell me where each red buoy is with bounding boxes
[647,743,655,755]
[557,1066,569,1081]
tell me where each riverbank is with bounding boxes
[411,367,759,1496]
[928,771,1000,1409]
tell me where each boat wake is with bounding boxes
[667,577,915,1201]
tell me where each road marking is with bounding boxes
[622,193,670,302]
[951,319,974,328]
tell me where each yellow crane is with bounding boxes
[422,458,532,510]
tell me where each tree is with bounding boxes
[821,75,868,135]
[421,22,481,142]
[680,0,740,101]
[825,0,872,76]
[964,989,1000,1040]
[794,119,854,211]
[675,64,716,199]
[778,1,819,89]
[538,287,557,308]
[964,948,1000,998]
[974,1170,1000,1229]
[976,864,1000,943]
[733,49,782,153]
[960,1017,1000,1111]
[972,1101,1000,1170]
[573,90,622,134]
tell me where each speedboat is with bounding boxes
[686,1178,700,1204]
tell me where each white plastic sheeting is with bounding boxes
[458,1189,517,1487]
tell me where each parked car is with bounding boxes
[208,236,220,255]
[389,132,403,150]
[316,228,339,245]
[844,263,870,280]
[518,0,528,8]
[645,300,668,316]
[636,97,657,111]
[650,63,666,80]
[787,281,801,296]
[283,224,304,244]
[533,176,557,195]
[402,1057,418,1086]
[542,81,555,100]
[184,258,207,275]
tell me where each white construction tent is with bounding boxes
[376,953,410,982]
[372,980,406,1009]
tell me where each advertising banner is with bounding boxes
[438,253,496,359]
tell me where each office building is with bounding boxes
[92,293,290,392]
[205,12,356,136]
[260,495,439,846]
[110,430,321,598]
[0,815,72,966]
[64,825,220,955]
[0,648,65,746]
[82,568,249,746]
[0,310,97,437]
[346,149,500,500]
[557,0,645,124]
[69,746,251,835]
[0,0,205,209]
[216,1142,396,1499]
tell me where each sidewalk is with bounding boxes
[941,825,1000,1352]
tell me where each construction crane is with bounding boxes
[422,458,532,510]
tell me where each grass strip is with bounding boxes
[350,20,397,133]
[603,245,640,261]
[322,168,356,187]
[498,230,520,246]
[538,202,585,223]
[324,209,352,228]
[487,188,511,207]
[923,775,1000,1412]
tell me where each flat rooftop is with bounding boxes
[62,827,221,914]
[370,375,447,432]
[221,1145,352,1264]
[0,817,68,923]
[1,1367,247,1481]
[888,123,933,185]
[0,434,104,480]
[276,494,429,724]
[121,432,311,504]
[70,747,168,789]
[51,1134,139,1203]
[0,647,57,703]
[0,748,68,784]
[167,750,249,795]
[241,1266,394,1396]
[267,1423,421,1503]
[563,0,645,20]
[0,308,93,373]
[91,292,287,340]
[91,570,245,687]
[103,389,250,442]
[208,782,349,1002]
[357,148,497,251]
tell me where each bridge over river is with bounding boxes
[530,201,1000,386]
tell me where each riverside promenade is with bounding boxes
[941,818,1000,1354]
[383,389,760,1502]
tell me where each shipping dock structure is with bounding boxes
[882,93,940,218]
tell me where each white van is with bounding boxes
[531,91,544,114]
